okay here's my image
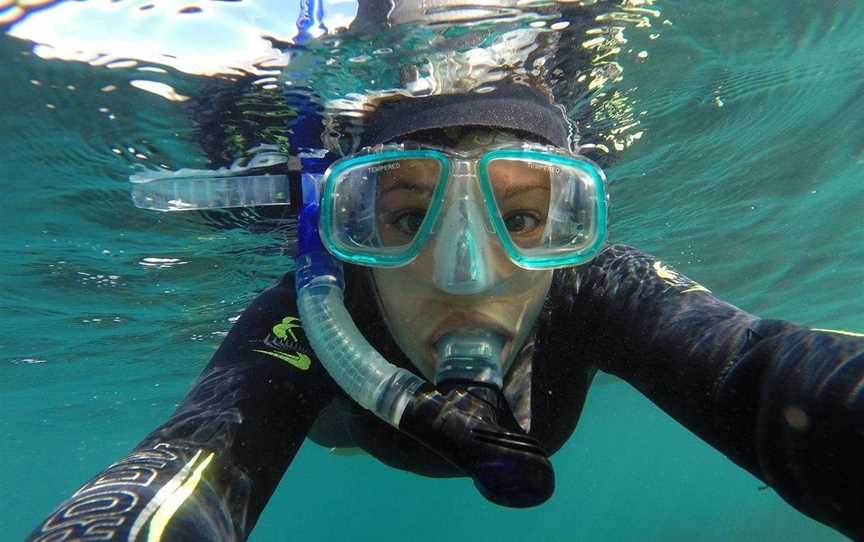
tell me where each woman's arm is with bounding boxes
[563,244,864,541]
[27,273,337,542]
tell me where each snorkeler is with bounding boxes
[26,78,864,542]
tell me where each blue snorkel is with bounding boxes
[291,0,334,289]
[294,0,327,43]
[295,154,342,291]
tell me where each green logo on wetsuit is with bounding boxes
[253,349,312,370]
[272,316,301,341]
[255,315,311,370]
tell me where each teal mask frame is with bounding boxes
[319,147,608,270]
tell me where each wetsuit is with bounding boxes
[27,244,864,542]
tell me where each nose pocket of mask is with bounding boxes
[431,175,500,295]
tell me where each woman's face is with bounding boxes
[370,130,555,381]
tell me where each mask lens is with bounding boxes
[486,156,601,262]
[326,156,442,262]
[486,159,553,250]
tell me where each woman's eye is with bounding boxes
[391,210,425,235]
[504,212,541,234]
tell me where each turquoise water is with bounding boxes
[2,1,863,541]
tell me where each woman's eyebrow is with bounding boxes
[502,182,550,199]
[379,179,436,196]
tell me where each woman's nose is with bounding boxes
[430,183,510,295]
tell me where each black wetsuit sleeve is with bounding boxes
[26,273,337,542]
[564,244,864,540]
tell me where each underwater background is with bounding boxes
[2,0,862,540]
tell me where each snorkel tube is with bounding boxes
[295,157,425,425]
[294,158,554,508]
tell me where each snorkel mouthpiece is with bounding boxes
[435,329,505,388]
[412,331,553,508]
